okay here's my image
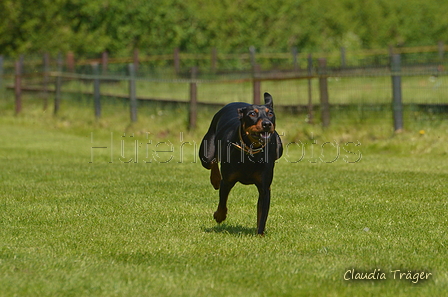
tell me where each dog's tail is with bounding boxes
[199,130,215,169]
[199,131,221,190]
[199,107,222,169]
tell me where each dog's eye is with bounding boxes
[248,111,257,117]
[267,111,274,117]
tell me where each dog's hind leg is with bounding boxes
[199,132,222,189]
[214,179,235,223]
[210,162,221,190]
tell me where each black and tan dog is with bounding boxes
[199,93,283,235]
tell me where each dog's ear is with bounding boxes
[264,92,273,108]
[238,107,247,119]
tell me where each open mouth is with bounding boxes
[251,132,272,142]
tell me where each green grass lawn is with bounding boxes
[1,95,447,296]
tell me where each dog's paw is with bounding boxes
[213,209,227,223]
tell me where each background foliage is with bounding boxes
[1,0,448,57]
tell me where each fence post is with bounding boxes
[128,63,138,122]
[318,58,330,128]
[92,63,101,119]
[0,55,3,100]
[14,60,22,115]
[307,54,314,124]
[250,45,260,104]
[292,47,299,71]
[54,53,63,115]
[391,54,403,132]
[340,47,346,68]
[438,41,444,61]
[174,48,180,74]
[252,64,261,105]
[211,47,217,73]
[19,55,24,70]
[249,46,256,68]
[189,67,198,130]
[388,45,394,59]
[133,49,139,74]
[43,53,50,110]
[66,51,75,72]
[102,52,108,75]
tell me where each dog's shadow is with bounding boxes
[203,224,257,236]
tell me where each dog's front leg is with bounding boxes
[214,180,235,223]
[256,186,271,235]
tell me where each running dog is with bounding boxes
[199,93,283,235]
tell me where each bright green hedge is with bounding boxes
[1,0,447,57]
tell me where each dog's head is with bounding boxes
[238,92,276,146]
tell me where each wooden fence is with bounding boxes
[1,43,447,132]
[6,53,438,132]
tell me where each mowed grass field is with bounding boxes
[1,94,447,296]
